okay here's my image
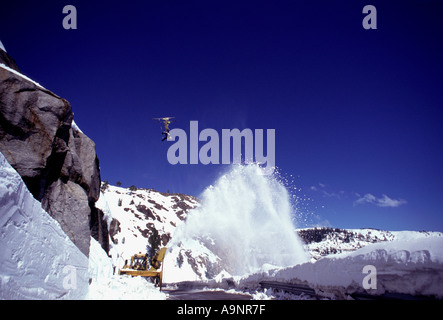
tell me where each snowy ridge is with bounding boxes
[71,120,84,134]
[298,227,443,260]
[0,63,44,88]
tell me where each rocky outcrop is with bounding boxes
[0,49,108,256]
[0,49,20,72]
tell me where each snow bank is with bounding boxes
[88,237,114,284]
[0,151,89,299]
[88,274,166,300]
[87,237,166,300]
[240,236,443,299]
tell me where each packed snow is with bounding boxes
[238,235,443,299]
[0,151,89,299]
[87,237,166,300]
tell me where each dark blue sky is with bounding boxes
[1,0,442,231]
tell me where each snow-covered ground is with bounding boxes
[238,235,443,299]
[87,237,166,300]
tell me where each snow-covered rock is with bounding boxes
[0,151,89,299]
[0,40,6,52]
[96,184,199,270]
[0,63,43,88]
[163,237,223,283]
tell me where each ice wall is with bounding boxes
[0,152,89,299]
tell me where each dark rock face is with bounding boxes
[0,49,21,72]
[89,206,109,254]
[109,218,121,244]
[0,53,107,256]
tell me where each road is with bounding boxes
[163,281,252,300]
[165,288,252,300]
[162,281,252,300]
[163,280,438,300]
[259,281,437,300]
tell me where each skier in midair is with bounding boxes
[153,117,174,141]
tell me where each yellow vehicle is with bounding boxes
[118,247,167,289]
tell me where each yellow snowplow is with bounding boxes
[118,247,167,289]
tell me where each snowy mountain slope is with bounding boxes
[163,236,225,283]
[97,182,252,283]
[0,151,89,299]
[297,227,443,260]
[96,184,199,268]
[97,182,244,283]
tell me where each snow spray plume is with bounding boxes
[170,164,309,277]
